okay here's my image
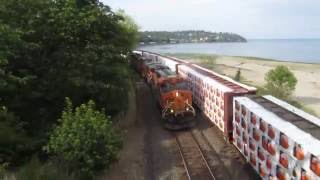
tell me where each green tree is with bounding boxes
[0,0,137,166]
[46,98,122,176]
[265,65,297,99]
[116,9,139,49]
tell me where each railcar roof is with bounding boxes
[249,95,320,140]
[190,64,255,93]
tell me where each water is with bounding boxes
[139,39,320,64]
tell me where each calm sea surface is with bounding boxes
[139,39,320,64]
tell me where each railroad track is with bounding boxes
[175,131,216,180]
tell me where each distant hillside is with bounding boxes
[139,31,247,45]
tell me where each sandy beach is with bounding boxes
[170,54,320,117]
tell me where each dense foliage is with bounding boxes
[46,99,122,176]
[0,107,32,165]
[0,0,137,169]
[140,30,247,44]
[265,65,297,99]
[2,158,76,180]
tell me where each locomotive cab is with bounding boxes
[155,72,196,130]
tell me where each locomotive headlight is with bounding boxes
[186,107,189,111]
[176,92,179,97]
[170,109,174,113]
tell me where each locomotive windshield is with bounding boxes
[160,81,188,93]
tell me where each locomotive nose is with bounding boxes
[170,91,193,114]
[173,95,186,112]
[161,90,195,119]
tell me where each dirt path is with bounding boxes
[101,82,146,180]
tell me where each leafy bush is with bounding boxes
[0,163,7,179]
[265,65,297,100]
[46,99,122,176]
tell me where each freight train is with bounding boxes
[132,50,320,180]
[131,52,196,130]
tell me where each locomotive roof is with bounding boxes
[146,63,168,70]
[144,62,159,66]
[156,68,177,77]
[235,95,320,156]
[139,59,153,64]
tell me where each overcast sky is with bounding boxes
[103,0,320,39]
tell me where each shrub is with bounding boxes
[45,98,122,176]
[234,68,241,82]
[14,158,75,180]
[0,163,7,179]
[0,106,32,166]
[264,65,297,100]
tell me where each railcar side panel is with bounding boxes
[233,96,320,180]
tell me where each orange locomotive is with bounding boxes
[132,53,196,130]
[151,68,196,129]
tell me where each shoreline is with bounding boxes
[139,39,320,64]
[233,55,320,65]
[164,52,320,65]
[137,41,247,47]
[167,53,320,117]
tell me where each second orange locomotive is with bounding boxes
[132,52,196,130]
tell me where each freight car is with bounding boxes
[233,95,320,180]
[177,63,256,140]
[131,52,196,130]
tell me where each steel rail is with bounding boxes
[175,132,216,180]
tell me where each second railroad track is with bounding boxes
[175,131,216,180]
